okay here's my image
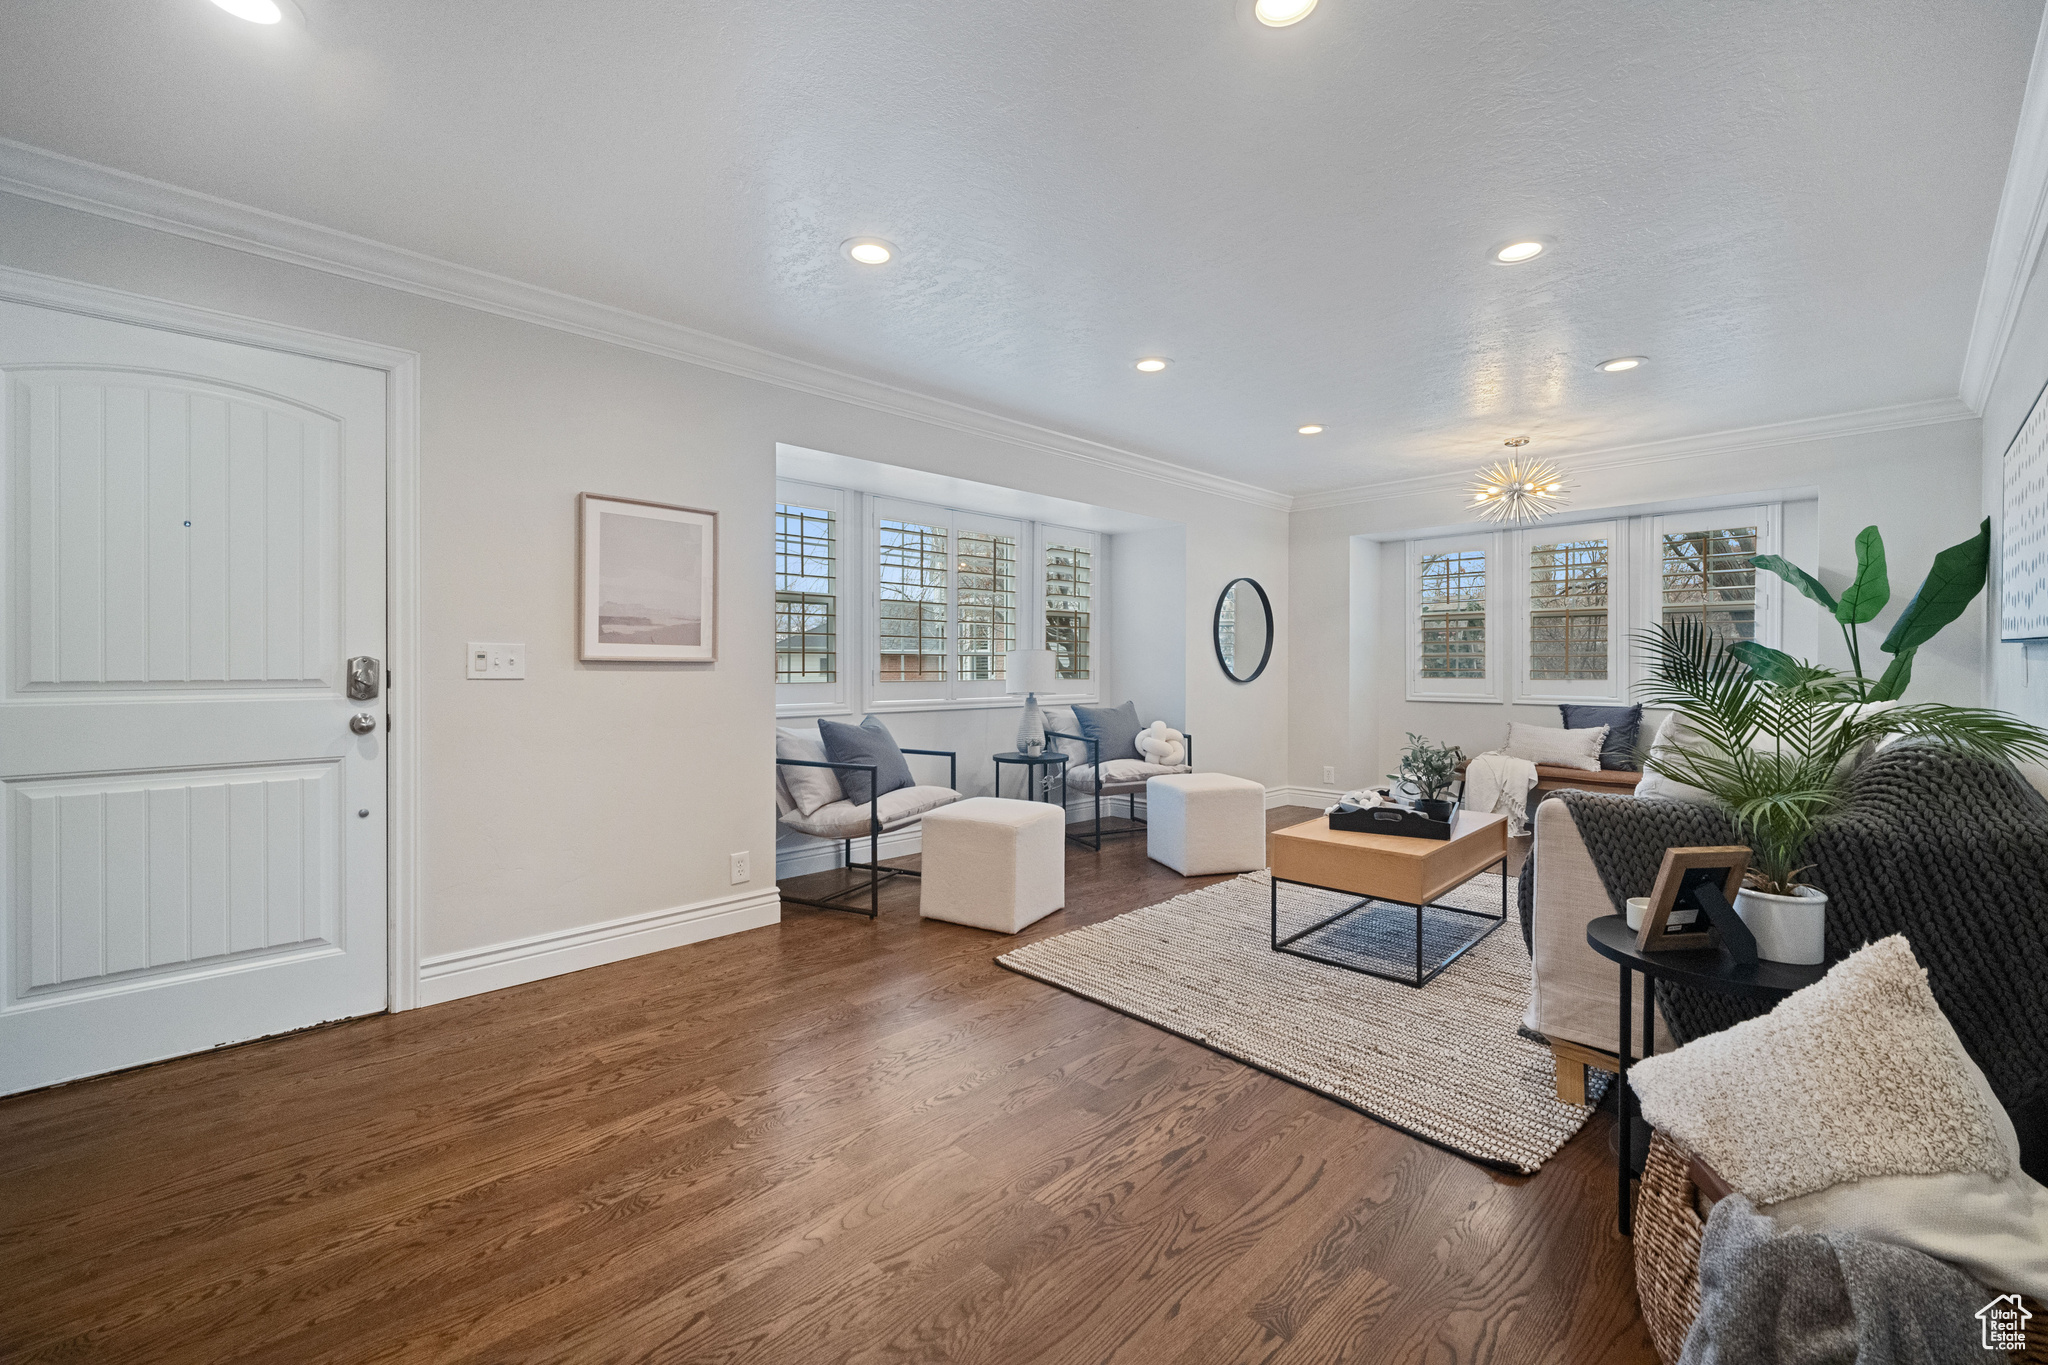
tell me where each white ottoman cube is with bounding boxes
[919,797,1066,934]
[1147,772,1267,876]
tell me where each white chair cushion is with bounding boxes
[777,727,843,816]
[1042,707,1088,764]
[919,797,1065,934]
[779,785,959,840]
[1072,759,1191,790]
[1146,772,1266,876]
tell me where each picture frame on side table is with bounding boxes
[2001,373,2048,642]
[579,493,718,662]
[1636,846,1751,954]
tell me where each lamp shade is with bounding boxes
[1004,648,1059,695]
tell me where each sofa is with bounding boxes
[1521,739,2048,1178]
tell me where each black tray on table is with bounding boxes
[1326,799,1459,840]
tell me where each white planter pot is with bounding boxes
[1734,885,1828,965]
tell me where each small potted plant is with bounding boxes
[1391,733,1463,823]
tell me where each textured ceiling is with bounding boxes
[0,0,2039,494]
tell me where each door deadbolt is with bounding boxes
[347,656,382,701]
[349,712,378,735]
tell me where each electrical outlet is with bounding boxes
[466,642,526,679]
[1323,766,1336,785]
[730,851,750,884]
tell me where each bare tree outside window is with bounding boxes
[1418,550,1486,678]
[1661,525,1759,646]
[879,520,948,681]
[1529,538,1609,681]
[956,531,1016,680]
[1045,543,1092,680]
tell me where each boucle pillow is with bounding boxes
[1630,936,2010,1206]
[1634,712,1719,804]
[1500,722,1607,771]
[776,728,842,816]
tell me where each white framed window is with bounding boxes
[1648,504,1780,651]
[1405,533,1500,701]
[774,480,850,715]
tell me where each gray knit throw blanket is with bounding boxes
[1680,1194,2006,1365]
[1528,742,2048,1130]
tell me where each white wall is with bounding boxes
[0,191,1289,998]
[1983,243,2048,731]
[1290,418,1987,790]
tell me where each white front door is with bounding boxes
[0,298,388,1094]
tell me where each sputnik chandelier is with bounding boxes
[1467,437,1571,524]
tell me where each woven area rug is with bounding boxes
[997,871,1607,1174]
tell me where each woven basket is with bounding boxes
[1633,1131,1705,1365]
[1634,1128,2048,1364]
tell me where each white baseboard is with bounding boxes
[1265,785,1343,809]
[417,887,783,1007]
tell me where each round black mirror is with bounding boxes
[1213,577,1273,683]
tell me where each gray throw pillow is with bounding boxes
[819,715,917,806]
[1559,703,1644,771]
[1072,701,1144,764]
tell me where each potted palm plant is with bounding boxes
[1638,620,2048,962]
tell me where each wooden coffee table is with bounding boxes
[1267,810,1510,987]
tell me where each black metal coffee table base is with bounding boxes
[1269,859,1508,988]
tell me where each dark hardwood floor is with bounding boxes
[0,807,1652,1365]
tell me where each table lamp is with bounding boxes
[1005,649,1060,754]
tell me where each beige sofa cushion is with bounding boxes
[1523,797,1672,1057]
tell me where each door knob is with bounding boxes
[349,712,378,735]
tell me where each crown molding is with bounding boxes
[1289,395,1978,513]
[1960,10,2048,414]
[0,137,1293,513]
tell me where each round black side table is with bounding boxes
[1584,915,1831,1235]
[993,751,1068,807]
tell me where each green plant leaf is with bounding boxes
[1728,641,1818,686]
[1866,647,1915,701]
[1750,554,1837,614]
[1834,526,1890,625]
[1879,518,1990,656]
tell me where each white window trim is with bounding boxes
[777,486,1104,719]
[1405,531,1502,703]
[1632,503,1782,689]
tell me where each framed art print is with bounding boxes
[579,494,718,662]
[1636,846,1750,953]
[2002,374,2048,642]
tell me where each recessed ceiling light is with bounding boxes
[1254,0,1318,26]
[1597,356,1647,372]
[211,0,283,22]
[1297,425,1324,435]
[1135,357,1170,373]
[840,237,895,266]
[1493,240,1546,264]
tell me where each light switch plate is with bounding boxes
[467,642,526,679]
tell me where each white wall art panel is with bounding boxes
[6,761,339,1004]
[2002,377,2048,641]
[11,371,341,690]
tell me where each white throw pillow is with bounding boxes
[775,727,843,817]
[1501,722,1607,771]
[1634,712,1719,804]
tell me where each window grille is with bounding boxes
[1418,550,1487,679]
[774,503,835,682]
